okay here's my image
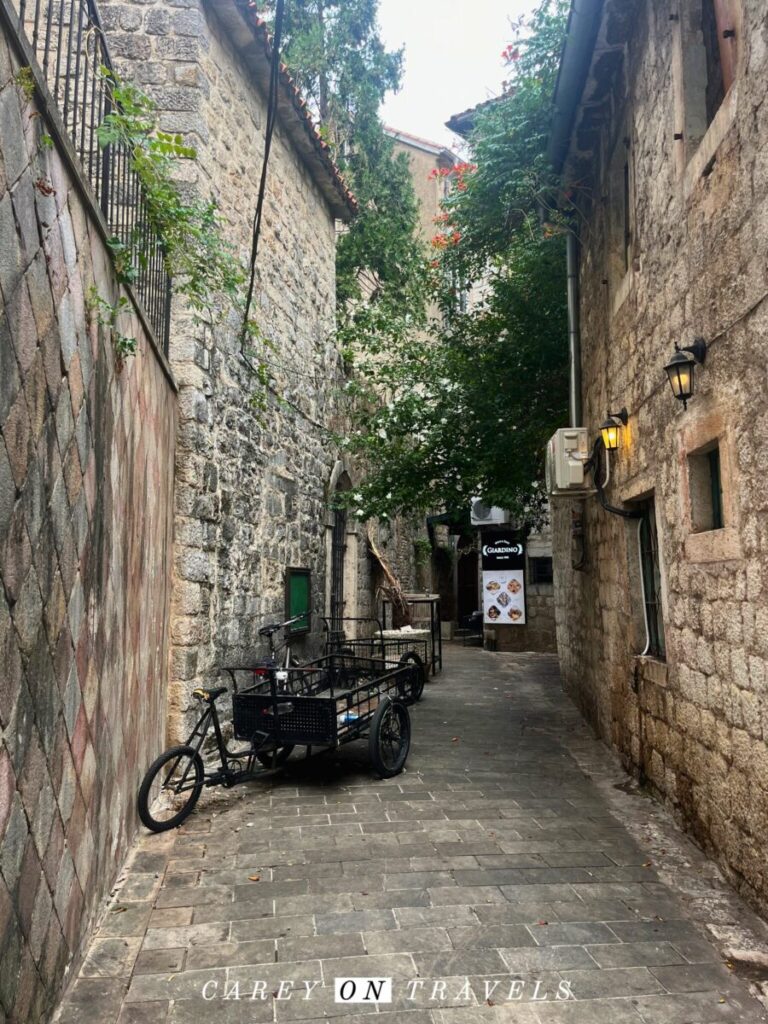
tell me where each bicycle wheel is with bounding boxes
[138,745,204,833]
[256,744,295,767]
[369,698,410,778]
[398,650,426,702]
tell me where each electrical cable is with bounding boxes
[240,0,286,366]
[587,437,642,520]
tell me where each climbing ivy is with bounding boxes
[86,286,137,363]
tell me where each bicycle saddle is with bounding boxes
[192,686,227,702]
[258,623,282,637]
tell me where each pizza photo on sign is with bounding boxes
[508,607,523,621]
[507,579,521,594]
[486,580,501,591]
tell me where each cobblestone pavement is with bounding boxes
[54,647,768,1024]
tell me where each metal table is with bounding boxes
[382,593,442,675]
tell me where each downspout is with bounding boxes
[566,230,582,428]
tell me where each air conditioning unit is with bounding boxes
[470,498,510,526]
[545,428,593,496]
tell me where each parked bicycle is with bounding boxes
[253,613,307,695]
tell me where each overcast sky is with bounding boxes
[378,0,537,151]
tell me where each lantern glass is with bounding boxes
[665,351,695,402]
[600,419,621,451]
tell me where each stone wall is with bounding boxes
[0,20,176,1021]
[489,585,557,655]
[553,0,768,914]
[100,0,380,736]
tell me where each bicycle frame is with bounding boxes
[177,693,263,789]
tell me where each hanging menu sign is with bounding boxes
[481,533,526,626]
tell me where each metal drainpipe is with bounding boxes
[566,230,582,428]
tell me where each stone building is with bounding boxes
[0,0,387,1017]
[97,0,371,736]
[549,0,768,914]
[385,126,456,240]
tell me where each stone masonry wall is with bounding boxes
[101,0,355,737]
[553,0,768,914]
[491,584,557,655]
[0,21,176,1023]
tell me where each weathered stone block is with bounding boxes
[145,8,171,34]
[0,83,26,188]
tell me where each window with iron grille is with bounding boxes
[329,506,347,635]
[529,556,553,585]
[11,0,172,351]
[638,501,666,660]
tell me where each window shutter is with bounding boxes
[712,0,737,92]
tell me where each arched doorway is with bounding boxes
[330,503,347,634]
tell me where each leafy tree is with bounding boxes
[341,0,571,525]
[261,0,423,310]
[262,0,401,150]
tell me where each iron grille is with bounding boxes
[11,0,172,353]
[330,506,347,634]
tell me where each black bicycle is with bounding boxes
[137,650,418,832]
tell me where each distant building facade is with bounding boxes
[550,0,768,914]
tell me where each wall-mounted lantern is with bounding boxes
[599,407,628,451]
[664,338,707,409]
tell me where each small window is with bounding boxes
[529,557,553,585]
[688,442,724,532]
[638,502,666,660]
[607,131,633,287]
[702,0,726,124]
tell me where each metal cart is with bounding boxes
[137,653,419,833]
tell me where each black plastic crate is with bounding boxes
[233,692,337,745]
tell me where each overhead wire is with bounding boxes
[240,0,285,367]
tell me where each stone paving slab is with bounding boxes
[54,648,768,1024]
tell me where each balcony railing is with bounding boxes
[11,0,171,353]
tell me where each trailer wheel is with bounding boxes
[369,698,410,778]
[398,650,426,702]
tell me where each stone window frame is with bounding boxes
[687,441,724,533]
[605,116,637,318]
[672,0,742,193]
[677,408,742,563]
[619,477,670,665]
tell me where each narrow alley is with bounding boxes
[55,647,768,1024]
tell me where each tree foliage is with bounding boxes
[261,0,423,312]
[342,0,571,525]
